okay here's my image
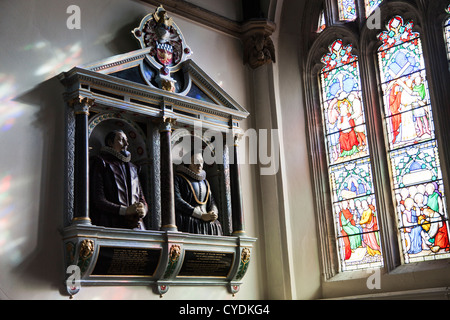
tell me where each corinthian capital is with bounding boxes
[69,97,95,115]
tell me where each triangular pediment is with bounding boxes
[71,48,248,118]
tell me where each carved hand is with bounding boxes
[201,211,218,222]
[126,202,146,218]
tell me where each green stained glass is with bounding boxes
[377,16,450,264]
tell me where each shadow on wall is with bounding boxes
[12,77,68,297]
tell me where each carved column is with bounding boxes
[159,117,178,232]
[71,97,94,225]
[230,134,245,236]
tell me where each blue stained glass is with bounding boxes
[338,0,357,21]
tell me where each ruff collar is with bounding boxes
[176,165,206,181]
[101,146,131,163]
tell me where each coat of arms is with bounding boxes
[132,5,192,92]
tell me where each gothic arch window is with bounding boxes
[305,0,450,279]
[319,39,383,271]
[376,15,450,263]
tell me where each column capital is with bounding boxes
[158,116,177,132]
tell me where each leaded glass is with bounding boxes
[445,5,450,63]
[395,181,449,263]
[338,0,357,21]
[320,39,383,271]
[377,16,450,263]
[446,18,450,61]
[321,40,368,166]
[334,195,383,270]
[330,158,375,203]
[365,0,383,17]
[317,10,326,33]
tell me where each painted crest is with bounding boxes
[132,5,192,92]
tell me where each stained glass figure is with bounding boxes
[365,0,383,17]
[445,5,450,63]
[317,10,326,33]
[334,195,382,270]
[320,39,383,271]
[377,16,450,263]
[321,40,368,165]
[338,0,357,21]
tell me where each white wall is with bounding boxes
[0,0,264,300]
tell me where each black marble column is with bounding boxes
[230,135,245,236]
[160,117,178,232]
[72,98,94,225]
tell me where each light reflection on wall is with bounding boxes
[33,42,83,78]
[0,74,23,132]
[19,40,83,79]
[0,174,24,266]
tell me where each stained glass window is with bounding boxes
[320,39,383,271]
[338,0,357,21]
[317,10,326,33]
[365,0,383,17]
[445,5,450,63]
[377,16,450,264]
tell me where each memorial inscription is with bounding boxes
[178,250,234,278]
[92,246,161,276]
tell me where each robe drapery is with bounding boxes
[340,208,362,260]
[389,84,402,144]
[427,192,449,251]
[359,205,381,257]
[338,115,359,157]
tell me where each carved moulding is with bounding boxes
[63,225,256,298]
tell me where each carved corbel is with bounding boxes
[241,20,276,69]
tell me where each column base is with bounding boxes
[71,217,92,225]
[161,224,179,232]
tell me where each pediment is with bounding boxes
[77,50,247,116]
[59,6,249,126]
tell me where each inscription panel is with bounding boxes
[92,246,161,277]
[178,250,234,278]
